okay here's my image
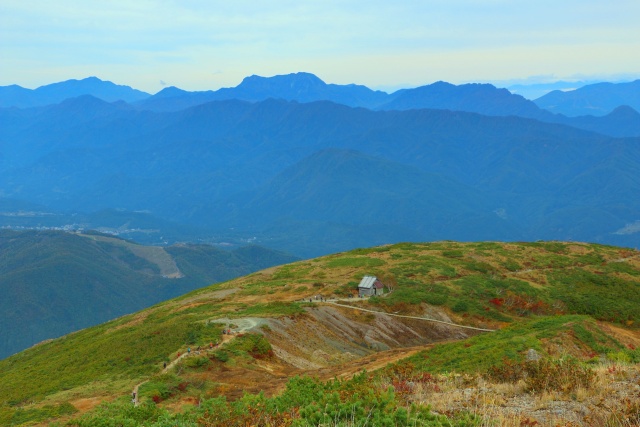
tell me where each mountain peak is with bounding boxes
[57,94,109,107]
[238,72,327,92]
[608,105,640,118]
[153,86,189,98]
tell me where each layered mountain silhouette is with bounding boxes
[534,79,640,116]
[1,96,639,257]
[138,72,389,111]
[2,73,639,137]
[0,77,150,108]
[137,73,640,138]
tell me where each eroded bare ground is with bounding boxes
[170,303,479,405]
[264,304,474,370]
[167,304,640,425]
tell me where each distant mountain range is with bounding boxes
[0,77,150,108]
[534,80,640,116]
[135,73,640,137]
[1,95,639,257]
[0,229,297,359]
[2,73,638,137]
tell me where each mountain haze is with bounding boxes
[137,72,389,111]
[534,79,640,116]
[0,77,150,108]
[1,96,640,256]
[135,73,640,138]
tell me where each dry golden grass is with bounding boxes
[378,362,640,426]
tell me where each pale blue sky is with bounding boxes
[1,0,639,93]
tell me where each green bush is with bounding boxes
[9,402,77,426]
[226,333,272,358]
[452,301,468,313]
[212,350,229,363]
[183,356,209,369]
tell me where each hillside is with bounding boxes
[2,98,640,257]
[0,241,638,426]
[0,230,297,359]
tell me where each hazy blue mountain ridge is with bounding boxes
[136,73,640,138]
[3,73,639,138]
[534,79,640,116]
[137,72,390,111]
[0,77,150,108]
[1,97,639,256]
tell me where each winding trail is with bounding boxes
[130,318,261,406]
[132,351,191,406]
[130,289,503,405]
[325,301,495,332]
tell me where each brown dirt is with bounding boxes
[69,396,107,413]
[110,312,149,332]
[314,345,426,381]
[262,304,475,371]
[167,302,478,403]
[597,322,640,347]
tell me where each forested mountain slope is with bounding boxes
[0,230,296,358]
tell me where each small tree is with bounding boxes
[378,273,397,293]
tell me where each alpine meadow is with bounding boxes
[2,2,640,425]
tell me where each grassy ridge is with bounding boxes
[0,240,638,425]
[394,315,636,375]
[363,241,640,325]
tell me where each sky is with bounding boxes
[1,0,640,94]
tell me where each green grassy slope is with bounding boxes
[0,240,638,425]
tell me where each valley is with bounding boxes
[0,229,297,359]
[2,74,640,258]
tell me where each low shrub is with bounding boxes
[211,350,229,363]
[486,356,594,394]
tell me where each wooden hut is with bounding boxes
[357,275,384,297]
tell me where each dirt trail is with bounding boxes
[132,299,493,406]
[313,345,426,381]
[130,316,265,406]
[132,351,190,406]
[208,317,268,333]
[131,339,229,405]
[325,301,495,332]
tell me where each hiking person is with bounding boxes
[187,347,191,354]
[163,362,167,369]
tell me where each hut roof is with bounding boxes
[358,275,383,289]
